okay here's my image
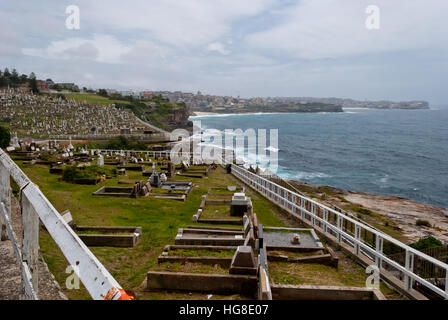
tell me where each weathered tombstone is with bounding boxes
[230,246,257,275]
[230,193,252,217]
[11,132,20,148]
[167,162,175,179]
[149,163,162,188]
[60,210,75,228]
[97,154,104,167]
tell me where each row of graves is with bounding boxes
[0,89,142,137]
[91,152,200,201]
[7,142,145,249]
[144,185,387,300]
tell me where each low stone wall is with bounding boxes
[147,271,257,297]
[74,178,102,185]
[271,284,386,300]
[76,226,142,247]
[174,236,245,246]
[157,256,232,268]
[205,199,231,206]
[267,253,338,268]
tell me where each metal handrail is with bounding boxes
[230,164,448,299]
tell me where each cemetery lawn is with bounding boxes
[17,163,286,300]
[167,249,235,258]
[269,261,402,299]
[63,93,131,106]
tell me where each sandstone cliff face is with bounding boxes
[166,104,192,131]
[344,193,448,243]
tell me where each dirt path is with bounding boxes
[0,195,67,300]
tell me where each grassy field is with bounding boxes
[63,93,131,106]
[18,163,286,300]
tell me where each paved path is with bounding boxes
[0,195,67,300]
[135,116,172,136]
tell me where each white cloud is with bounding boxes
[2,0,448,103]
[246,0,448,60]
[22,34,132,64]
[207,42,230,55]
[82,0,276,47]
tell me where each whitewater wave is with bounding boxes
[264,146,279,152]
[277,171,331,181]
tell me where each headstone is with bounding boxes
[60,210,75,228]
[167,162,175,179]
[11,132,20,148]
[97,154,104,167]
[230,193,252,217]
[229,246,257,275]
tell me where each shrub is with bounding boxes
[410,236,443,251]
[62,165,110,182]
[0,125,11,148]
[348,205,374,216]
[416,219,431,227]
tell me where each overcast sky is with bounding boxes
[1,0,447,104]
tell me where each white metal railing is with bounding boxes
[0,148,129,300]
[230,164,448,299]
[90,148,232,164]
[91,149,174,159]
[51,133,171,141]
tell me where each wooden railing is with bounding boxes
[0,148,129,300]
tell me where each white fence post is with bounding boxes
[21,188,39,298]
[0,162,11,240]
[336,215,342,243]
[375,236,383,268]
[323,209,328,234]
[404,250,414,291]
[445,270,448,298]
[354,224,361,255]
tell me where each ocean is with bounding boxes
[190,106,448,209]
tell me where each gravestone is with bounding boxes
[97,154,104,167]
[167,162,175,179]
[229,246,257,275]
[230,193,252,217]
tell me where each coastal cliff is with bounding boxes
[193,102,343,115]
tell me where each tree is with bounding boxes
[0,126,11,149]
[29,72,39,93]
[98,89,108,97]
[20,74,28,83]
[11,69,19,82]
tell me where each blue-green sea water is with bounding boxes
[190,107,448,209]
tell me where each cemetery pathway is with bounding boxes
[0,196,67,300]
[135,116,171,135]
